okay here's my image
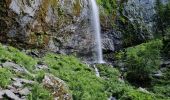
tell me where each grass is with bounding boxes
[27,84,53,100]
[0,43,169,100]
[43,53,108,99]
[0,68,13,88]
[0,44,37,71]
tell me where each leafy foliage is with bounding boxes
[120,89,155,100]
[96,64,157,100]
[97,0,117,15]
[151,67,170,99]
[152,85,170,99]
[125,40,163,87]
[27,84,53,100]
[155,0,170,58]
[0,68,12,88]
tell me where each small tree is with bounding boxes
[125,40,163,87]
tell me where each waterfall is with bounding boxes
[93,65,100,77]
[90,0,105,63]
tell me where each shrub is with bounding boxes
[120,89,155,100]
[152,85,170,98]
[0,68,13,88]
[125,39,163,87]
[27,84,53,100]
[95,64,157,100]
[97,0,117,15]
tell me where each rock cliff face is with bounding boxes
[113,0,156,47]
[124,0,155,33]
[0,0,96,60]
[0,0,166,62]
[115,0,168,47]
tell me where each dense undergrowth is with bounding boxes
[0,40,169,100]
[114,39,170,100]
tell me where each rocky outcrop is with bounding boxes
[0,0,168,62]
[123,0,156,31]
[0,60,72,100]
[0,0,92,54]
[114,0,156,47]
[115,0,169,47]
[1,0,114,62]
[43,74,72,100]
[0,0,123,62]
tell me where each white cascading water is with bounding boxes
[90,0,104,63]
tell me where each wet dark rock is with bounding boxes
[102,29,122,51]
[26,50,40,57]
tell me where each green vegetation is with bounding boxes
[0,0,170,100]
[0,68,12,88]
[113,39,170,99]
[0,42,169,99]
[150,68,170,99]
[43,54,108,99]
[97,0,117,15]
[155,0,170,35]
[96,64,157,100]
[125,40,163,87]
[0,44,37,71]
[27,84,53,100]
[155,0,170,57]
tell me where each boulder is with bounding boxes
[19,87,30,96]
[2,62,25,73]
[12,78,35,85]
[2,62,34,77]
[43,74,72,100]
[4,90,21,100]
[0,90,4,99]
